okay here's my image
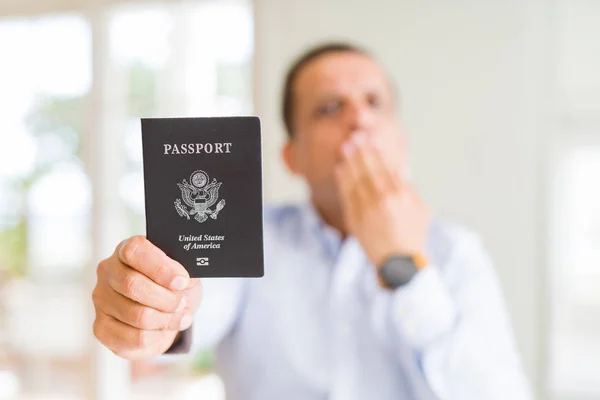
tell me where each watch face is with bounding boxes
[379,257,418,288]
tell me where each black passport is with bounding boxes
[141,117,264,278]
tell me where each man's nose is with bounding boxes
[345,102,375,135]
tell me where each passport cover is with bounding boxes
[141,116,264,278]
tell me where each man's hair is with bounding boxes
[281,42,371,139]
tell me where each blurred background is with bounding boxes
[0,0,598,399]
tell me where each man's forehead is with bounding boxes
[293,52,390,95]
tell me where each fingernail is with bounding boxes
[170,276,187,291]
[179,315,193,331]
[176,297,187,313]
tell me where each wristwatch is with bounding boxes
[378,253,428,289]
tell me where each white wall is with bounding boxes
[253,0,550,397]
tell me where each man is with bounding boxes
[92,43,532,399]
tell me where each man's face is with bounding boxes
[284,51,403,207]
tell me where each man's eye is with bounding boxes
[316,102,341,116]
[368,95,383,109]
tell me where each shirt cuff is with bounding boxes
[390,265,458,349]
[148,327,193,364]
[164,326,193,354]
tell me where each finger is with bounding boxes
[183,279,203,313]
[106,261,183,313]
[93,310,177,360]
[381,126,408,176]
[116,236,190,291]
[341,134,373,207]
[94,281,191,331]
[353,135,389,200]
[335,162,359,223]
[370,138,403,192]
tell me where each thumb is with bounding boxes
[182,278,203,314]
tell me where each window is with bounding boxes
[547,1,600,399]
[0,2,252,399]
[549,140,600,399]
[0,14,92,399]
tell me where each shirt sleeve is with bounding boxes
[386,231,533,400]
[164,327,194,354]
[152,277,247,362]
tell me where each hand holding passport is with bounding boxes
[92,117,264,359]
